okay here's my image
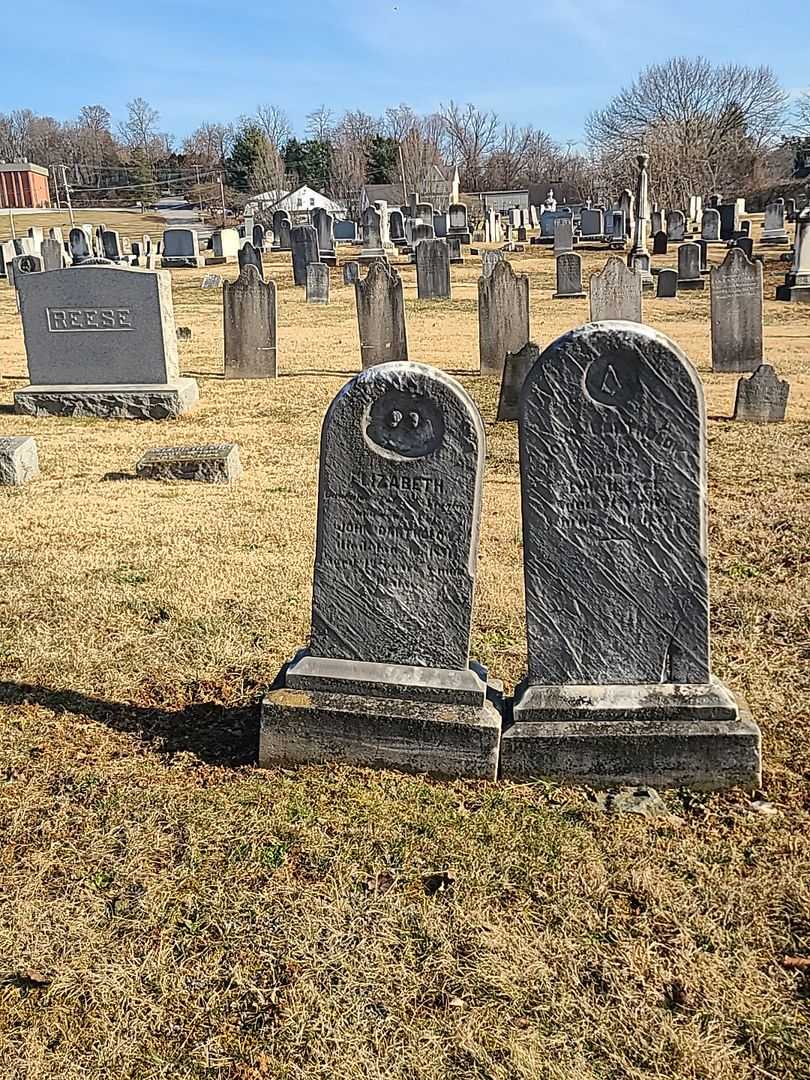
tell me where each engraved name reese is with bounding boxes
[47,307,134,332]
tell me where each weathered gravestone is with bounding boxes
[238,240,264,279]
[554,216,574,254]
[252,224,265,250]
[478,259,530,376]
[201,273,223,289]
[481,250,504,277]
[499,321,760,789]
[306,262,330,304]
[161,228,204,268]
[342,261,360,285]
[136,443,242,483]
[260,362,501,779]
[447,237,464,264]
[272,214,292,252]
[223,263,277,379]
[313,209,336,264]
[448,203,471,244]
[359,205,385,261]
[101,230,123,262]
[355,261,408,368]
[14,265,199,418]
[732,364,789,422]
[290,225,320,287]
[388,210,406,247]
[656,268,678,298]
[666,210,686,242]
[40,238,64,271]
[760,200,789,245]
[652,231,668,255]
[710,247,763,372]
[701,209,721,242]
[553,252,586,298]
[496,342,540,421]
[416,238,451,300]
[0,436,39,486]
[589,255,642,322]
[677,242,704,290]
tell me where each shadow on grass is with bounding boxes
[0,681,260,766]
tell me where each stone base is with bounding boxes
[776,279,810,302]
[499,680,761,790]
[552,291,586,299]
[760,234,790,245]
[678,278,705,291]
[357,249,388,264]
[14,378,200,420]
[271,245,291,254]
[161,257,204,269]
[448,232,471,245]
[260,654,502,779]
[205,256,234,266]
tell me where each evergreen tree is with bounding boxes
[226,123,270,192]
[367,135,398,184]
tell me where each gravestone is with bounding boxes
[719,203,738,241]
[252,224,265,250]
[500,321,760,789]
[666,210,686,242]
[710,247,763,372]
[553,252,586,298]
[702,209,721,242]
[496,342,540,421]
[732,364,789,422]
[69,227,91,265]
[478,259,530,376]
[761,200,789,245]
[389,210,406,247]
[677,242,704,290]
[554,216,574,254]
[101,230,124,262]
[313,209,336,263]
[0,436,39,486]
[343,261,360,285]
[14,265,199,418]
[272,213,292,251]
[433,213,448,239]
[238,240,264,279]
[260,362,500,779]
[589,256,642,322]
[201,273,223,288]
[448,203,471,244]
[734,236,754,259]
[355,261,408,368]
[306,262,330,304]
[447,237,464,264]
[580,208,603,237]
[212,228,240,261]
[652,231,668,255]
[650,210,664,235]
[223,263,277,379]
[656,268,678,298]
[416,239,451,300]
[618,189,635,238]
[697,239,709,273]
[775,207,810,302]
[40,238,64,271]
[517,226,527,242]
[136,444,242,483]
[411,223,435,247]
[481,250,504,277]
[359,205,385,261]
[161,228,204,268]
[334,219,358,243]
[290,225,320,287]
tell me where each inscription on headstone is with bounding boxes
[733,364,789,422]
[710,248,763,372]
[224,263,277,379]
[589,256,642,322]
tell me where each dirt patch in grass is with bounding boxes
[0,223,808,1079]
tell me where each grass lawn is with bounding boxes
[0,208,167,244]
[0,221,808,1079]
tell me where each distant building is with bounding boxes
[478,189,530,212]
[0,161,51,209]
[247,184,344,218]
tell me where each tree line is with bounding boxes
[1,58,808,214]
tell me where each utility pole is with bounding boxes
[60,165,75,226]
[195,165,203,212]
[398,144,409,203]
[51,166,61,210]
[219,174,226,226]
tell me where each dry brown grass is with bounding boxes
[0,222,808,1079]
[0,208,166,244]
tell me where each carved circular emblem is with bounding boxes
[17,256,39,274]
[364,389,444,459]
[583,348,640,407]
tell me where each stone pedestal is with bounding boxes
[500,682,761,790]
[262,656,502,779]
[14,379,199,420]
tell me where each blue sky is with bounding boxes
[3,0,808,146]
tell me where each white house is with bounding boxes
[247,184,345,218]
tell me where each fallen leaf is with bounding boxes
[422,870,455,896]
[781,956,810,970]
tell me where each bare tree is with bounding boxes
[384,105,446,198]
[255,104,291,148]
[586,58,788,205]
[120,97,168,161]
[796,92,810,135]
[306,105,335,142]
[183,122,232,166]
[438,101,499,191]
